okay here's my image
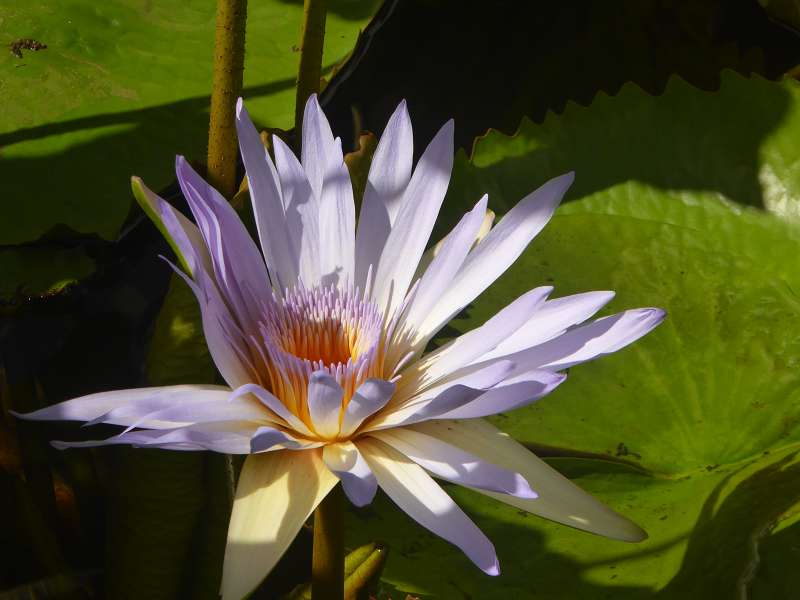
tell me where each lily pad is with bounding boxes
[0,246,95,299]
[346,72,800,596]
[0,0,379,245]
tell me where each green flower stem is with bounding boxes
[295,0,328,137]
[207,0,248,198]
[311,484,344,600]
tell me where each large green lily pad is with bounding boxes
[0,0,379,245]
[346,72,800,597]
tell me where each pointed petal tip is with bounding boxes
[175,154,188,172]
[390,98,410,122]
[304,93,321,114]
[513,474,539,499]
[617,520,648,543]
[235,96,244,115]
[600,290,616,302]
[484,557,500,576]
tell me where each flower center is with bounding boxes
[253,285,385,431]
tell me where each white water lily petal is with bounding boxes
[411,286,552,383]
[235,99,297,291]
[417,172,574,340]
[354,99,413,288]
[222,450,338,600]
[250,426,321,453]
[437,369,566,419]
[307,372,345,439]
[339,379,396,438]
[371,360,516,430]
[272,135,321,286]
[301,94,340,203]
[176,156,272,329]
[359,437,500,575]
[117,398,268,434]
[477,290,616,363]
[497,308,667,374]
[413,205,495,283]
[371,119,455,317]
[167,262,252,389]
[371,428,537,499]
[53,421,260,454]
[412,419,646,541]
[131,177,212,277]
[230,383,315,436]
[399,195,488,340]
[15,385,231,427]
[318,148,356,286]
[322,441,377,506]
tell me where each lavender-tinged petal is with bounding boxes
[413,286,552,383]
[358,437,500,575]
[131,177,211,276]
[53,421,260,454]
[412,419,647,542]
[318,147,356,286]
[354,99,413,288]
[167,259,252,388]
[366,360,515,431]
[301,94,340,203]
[272,135,321,286]
[14,385,230,426]
[413,206,495,285]
[322,442,378,507]
[371,120,455,317]
[118,397,268,433]
[372,428,537,499]
[477,291,616,363]
[250,426,319,453]
[230,383,315,437]
[176,156,272,328]
[235,99,298,291]
[339,379,396,438]
[399,196,487,335]
[417,172,574,341]
[501,308,666,373]
[307,371,344,439]
[437,370,566,419]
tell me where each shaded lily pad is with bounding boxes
[0,246,95,299]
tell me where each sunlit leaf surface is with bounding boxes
[347,72,800,598]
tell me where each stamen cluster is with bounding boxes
[254,284,384,425]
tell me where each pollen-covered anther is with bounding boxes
[253,284,385,436]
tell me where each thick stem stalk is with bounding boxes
[311,485,344,600]
[295,0,328,136]
[207,0,248,198]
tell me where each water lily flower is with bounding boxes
[17,95,664,599]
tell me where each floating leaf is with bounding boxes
[347,72,800,597]
[0,0,380,245]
